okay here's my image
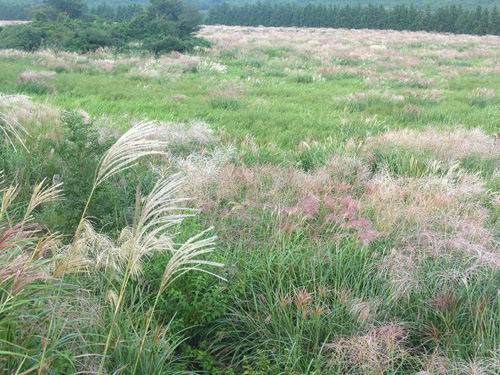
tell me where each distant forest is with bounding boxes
[207,3,500,35]
[0,2,144,21]
[1,0,500,15]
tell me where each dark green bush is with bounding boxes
[0,24,45,51]
[149,36,186,53]
[57,22,123,51]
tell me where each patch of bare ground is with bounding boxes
[0,20,29,27]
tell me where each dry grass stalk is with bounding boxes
[326,322,409,374]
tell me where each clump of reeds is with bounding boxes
[64,119,226,373]
[0,170,88,372]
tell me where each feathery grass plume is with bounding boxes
[364,127,500,162]
[121,176,207,273]
[0,185,19,222]
[82,221,123,275]
[155,120,216,146]
[94,120,169,187]
[348,297,382,327]
[414,350,449,375]
[159,227,224,293]
[120,175,190,277]
[378,248,422,302]
[53,254,88,278]
[69,120,170,261]
[34,232,63,259]
[326,322,409,374]
[0,110,30,151]
[449,355,500,375]
[57,219,124,279]
[24,178,64,220]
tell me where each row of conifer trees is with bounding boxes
[207,3,500,36]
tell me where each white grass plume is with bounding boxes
[120,175,191,277]
[25,178,64,219]
[0,110,29,151]
[66,176,225,282]
[159,227,224,293]
[94,120,169,186]
[0,185,19,221]
[71,120,171,250]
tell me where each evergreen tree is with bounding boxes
[42,0,86,19]
[477,7,489,35]
[489,5,500,35]
[455,9,476,34]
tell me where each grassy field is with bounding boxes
[1,26,500,374]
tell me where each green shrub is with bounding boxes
[0,24,45,50]
[149,36,186,53]
[45,111,141,234]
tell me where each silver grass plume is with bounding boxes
[0,111,29,151]
[25,178,64,219]
[94,120,168,186]
[120,175,191,277]
[159,227,225,294]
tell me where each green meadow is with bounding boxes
[1,26,499,146]
[1,25,500,374]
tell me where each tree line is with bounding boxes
[206,2,500,35]
[0,1,144,22]
[90,3,143,22]
[0,3,31,20]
